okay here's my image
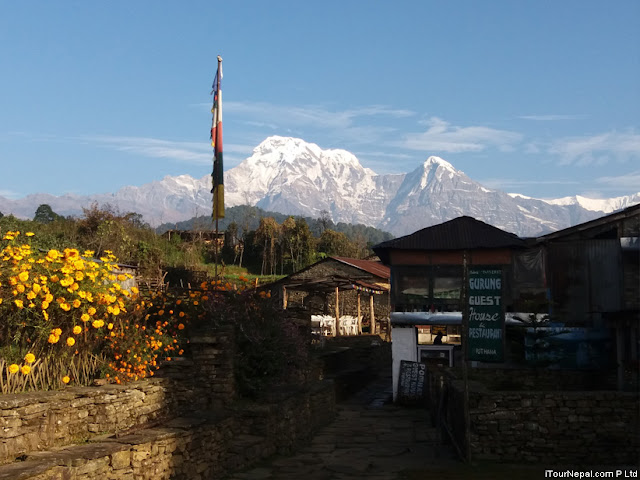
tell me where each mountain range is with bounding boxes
[1,135,639,237]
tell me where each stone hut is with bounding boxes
[266,256,390,335]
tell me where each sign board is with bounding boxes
[467,267,504,362]
[397,360,426,405]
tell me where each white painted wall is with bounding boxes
[391,326,417,401]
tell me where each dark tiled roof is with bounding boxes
[373,216,526,262]
[331,256,390,280]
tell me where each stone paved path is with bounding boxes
[225,375,461,480]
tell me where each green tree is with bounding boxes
[33,204,62,224]
[317,229,360,258]
[281,217,315,272]
[254,217,281,276]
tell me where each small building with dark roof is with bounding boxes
[265,256,391,336]
[373,216,528,314]
[373,208,640,397]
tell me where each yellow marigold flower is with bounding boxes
[21,365,31,375]
[74,259,84,270]
[92,320,104,329]
[0,298,3,305]
[131,286,139,295]
[179,311,185,317]
[25,232,35,237]
[60,303,71,311]
[178,323,185,330]
[107,323,114,330]
[64,248,79,258]
[14,299,24,309]
[47,334,59,344]
[66,337,75,347]
[50,275,60,282]
[72,299,81,308]
[32,283,41,294]
[42,301,50,310]
[112,306,120,316]
[60,277,73,287]
[45,293,53,303]
[18,271,29,282]
[8,364,19,374]
[88,307,96,316]
[62,376,70,384]
[81,313,90,322]
[43,311,49,320]
[24,353,35,364]
[73,325,82,334]
[26,290,36,300]
[71,282,79,291]
[117,274,126,281]
[17,284,26,293]
[75,271,84,281]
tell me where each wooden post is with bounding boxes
[282,286,288,309]
[335,286,340,336]
[462,250,471,463]
[369,294,375,335]
[616,325,625,391]
[357,291,362,335]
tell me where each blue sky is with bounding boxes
[1,1,638,201]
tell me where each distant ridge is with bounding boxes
[1,135,638,237]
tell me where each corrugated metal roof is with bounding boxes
[331,256,390,279]
[373,216,525,261]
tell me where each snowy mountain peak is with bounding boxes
[423,155,458,173]
[544,193,640,213]
[1,135,638,237]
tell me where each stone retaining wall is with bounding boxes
[427,367,639,465]
[0,380,335,480]
[0,375,200,466]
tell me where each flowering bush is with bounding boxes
[1,231,309,395]
[0,231,184,391]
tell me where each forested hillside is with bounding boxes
[0,203,393,278]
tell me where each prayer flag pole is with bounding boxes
[210,55,224,279]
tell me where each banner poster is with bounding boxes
[467,267,504,362]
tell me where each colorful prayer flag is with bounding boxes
[210,56,224,219]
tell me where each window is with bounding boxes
[392,265,463,312]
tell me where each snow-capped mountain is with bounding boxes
[1,135,638,237]
[225,136,404,226]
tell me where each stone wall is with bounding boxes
[0,318,342,478]
[426,367,640,465]
[0,380,335,480]
[0,378,183,466]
